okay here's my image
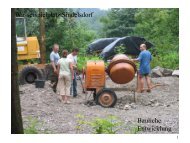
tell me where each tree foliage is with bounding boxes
[101,8,179,69]
[16,8,97,62]
[100,8,137,37]
[134,9,179,69]
[15,8,179,69]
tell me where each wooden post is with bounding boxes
[136,70,141,92]
[133,89,136,103]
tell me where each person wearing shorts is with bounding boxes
[132,43,152,92]
[57,50,74,104]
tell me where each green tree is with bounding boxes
[16,8,39,36]
[16,8,98,62]
[134,8,179,69]
[100,8,179,69]
[100,8,138,37]
[39,8,46,64]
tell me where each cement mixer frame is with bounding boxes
[83,54,137,108]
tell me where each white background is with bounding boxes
[0,0,189,143]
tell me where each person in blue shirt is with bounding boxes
[50,44,60,92]
[132,44,152,93]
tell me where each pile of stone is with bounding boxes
[151,66,179,77]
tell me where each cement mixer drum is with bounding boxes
[107,54,137,84]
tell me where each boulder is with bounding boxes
[163,68,173,76]
[151,66,173,77]
[151,66,164,77]
[172,70,179,77]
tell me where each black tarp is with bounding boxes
[86,37,118,54]
[99,36,154,60]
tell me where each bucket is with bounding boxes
[107,54,136,84]
[35,79,45,88]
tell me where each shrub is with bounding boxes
[151,51,179,69]
[114,44,126,54]
[24,116,50,134]
[75,114,141,134]
[77,55,102,71]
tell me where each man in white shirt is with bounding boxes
[67,48,79,97]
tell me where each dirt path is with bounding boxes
[19,76,179,134]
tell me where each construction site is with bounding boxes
[11,8,179,134]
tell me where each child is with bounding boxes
[132,43,152,92]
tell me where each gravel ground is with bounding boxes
[19,76,179,134]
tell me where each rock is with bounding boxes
[129,103,137,109]
[123,104,131,110]
[163,68,173,76]
[151,66,164,77]
[172,70,179,77]
[84,100,96,106]
[154,102,160,107]
[151,66,173,77]
[143,99,163,107]
[19,90,25,94]
[150,99,157,103]
[159,103,164,106]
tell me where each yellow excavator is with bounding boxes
[16,17,45,84]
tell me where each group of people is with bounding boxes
[49,43,153,104]
[50,44,79,104]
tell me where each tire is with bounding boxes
[95,88,117,108]
[19,66,43,84]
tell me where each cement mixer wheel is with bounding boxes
[96,88,117,108]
